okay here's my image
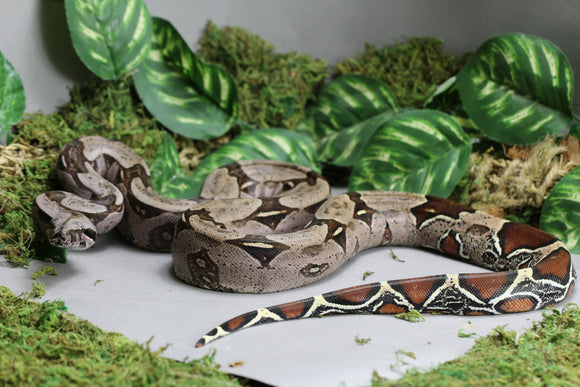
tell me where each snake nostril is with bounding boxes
[84,228,97,242]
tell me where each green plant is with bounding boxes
[456,33,574,145]
[132,17,238,140]
[64,0,239,141]
[296,33,580,250]
[0,50,25,141]
[296,74,471,196]
[371,304,580,386]
[64,0,152,80]
[540,166,580,253]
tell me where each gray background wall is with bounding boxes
[1,0,579,113]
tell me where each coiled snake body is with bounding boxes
[34,136,576,347]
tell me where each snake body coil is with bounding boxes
[34,136,576,347]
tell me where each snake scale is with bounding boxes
[33,136,576,347]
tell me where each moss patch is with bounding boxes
[57,77,166,159]
[334,37,466,108]
[372,304,580,386]
[196,21,329,130]
[0,286,244,386]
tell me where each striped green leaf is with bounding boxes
[316,111,395,166]
[0,51,25,138]
[568,123,580,142]
[188,129,320,197]
[540,166,580,253]
[133,17,238,140]
[349,110,471,197]
[149,133,197,199]
[299,74,400,164]
[64,0,152,80]
[423,76,457,107]
[456,33,574,145]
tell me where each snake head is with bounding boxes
[48,214,98,250]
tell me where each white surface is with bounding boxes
[1,230,578,386]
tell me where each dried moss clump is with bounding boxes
[452,136,580,223]
[334,37,466,108]
[0,286,243,386]
[372,304,580,386]
[197,21,329,130]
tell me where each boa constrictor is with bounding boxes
[33,136,576,348]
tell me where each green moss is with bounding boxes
[197,21,329,130]
[372,304,580,386]
[334,37,466,108]
[14,112,80,150]
[395,310,426,323]
[0,286,243,386]
[355,335,372,345]
[58,77,166,160]
[23,266,59,299]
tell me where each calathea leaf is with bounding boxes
[298,74,400,165]
[423,76,457,107]
[188,129,320,197]
[133,17,238,140]
[568,123,580,143]
[540,166,580,253]
[0,51,25,139]
[149,133,197,199]
[315,112,395,167]
[456,33,574,145]
[349,109,471,197]
[64,0,152,80]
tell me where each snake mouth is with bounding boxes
[50,227,96,250]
